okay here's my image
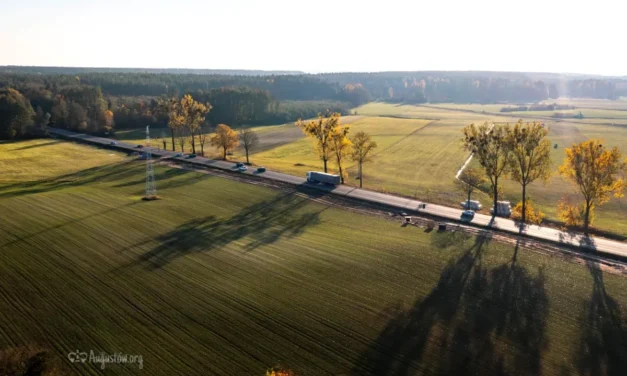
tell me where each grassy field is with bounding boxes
[1,140,626,375]
[112,102,627,236]
[115,116,363,158]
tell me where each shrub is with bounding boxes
[557,197,589,228]
[511,199,545,224]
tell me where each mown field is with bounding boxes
[1,140,626,375]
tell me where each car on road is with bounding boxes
[136,144,143,148]
[257,167,266,173]
[110,141,117,145]
[460,210,475,223]
[236,162,244,168]
[238,166,248,172]
[186,154,196,159]
[174,153,183,157]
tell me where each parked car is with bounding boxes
[110,141,117,145]
[174,153,183,157]
[257,167,266,173]
[460,210,475,223]
[236,162,244,168]
[186,154,196,159]
[238,166,248,172]
[136,144,143,148]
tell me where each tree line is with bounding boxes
[2,70,625,111]
[461,121,626,232]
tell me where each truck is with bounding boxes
[490,201,512,217]
[306,171,341,185]
[460,200,482,211]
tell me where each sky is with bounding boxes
[0,0,624,75]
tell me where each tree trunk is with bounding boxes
[467,190,471,209]
[521,183,527,224]
[223,146,227,160]
[584,200,592,234]
[339,163,344,184]
[359,162,363,188]
[323,158,328,173]
[493,179,499,216]
[190,130,196,154]
[246,147,250,164]
[162,140,166,150]
[170,128,176,151]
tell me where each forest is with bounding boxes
[1,67,626,139]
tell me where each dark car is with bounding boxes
[460,210,475,223]
[236,162,244,168]
[257,167,266,173]
[136,144,143,148]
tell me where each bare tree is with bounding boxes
[176,126,188,153]
[238,127,259,164]
[197,123,211,157]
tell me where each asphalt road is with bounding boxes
[48,127,627,259]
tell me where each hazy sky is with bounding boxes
[1,0,624,75]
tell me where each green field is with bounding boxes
[1,140,627,375]
[112,102,627,236]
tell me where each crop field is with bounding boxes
[1,141,626,375]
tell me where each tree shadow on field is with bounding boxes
[353,234,549,376]
[9,139,63,151]
[575,260,627,376]
[0,160,139,198]
[133,193,323,269]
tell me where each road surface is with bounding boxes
[48,127,627,260]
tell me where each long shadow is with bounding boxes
[576,260,627,376]
[0,160,139,198]
[132,193,323,269]
[10,139,63,151]
[353,232,549,376]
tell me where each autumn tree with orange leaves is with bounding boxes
[559,139,627,232]
[211,124,239,160]
[296,112,342,173]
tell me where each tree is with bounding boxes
[504,120,552,224]
[350,131,377,188]
[455,168,486,209]
[176,126,187,153]
[0,88,35,139]
[67,101,88,131]
[180,94,211,154]
[197,123,210,157]
[211,124,239,160]
[296,112,341,173]
[329,126,352,184]
[558,139,627,232]
[160,98,183,151]
[238,127,259,164]
[462,123,510,216]
[159,130,167,149]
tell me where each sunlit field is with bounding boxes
[1,141,626,375]
[94,101,627,236]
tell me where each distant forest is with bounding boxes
[1,66,627,139]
